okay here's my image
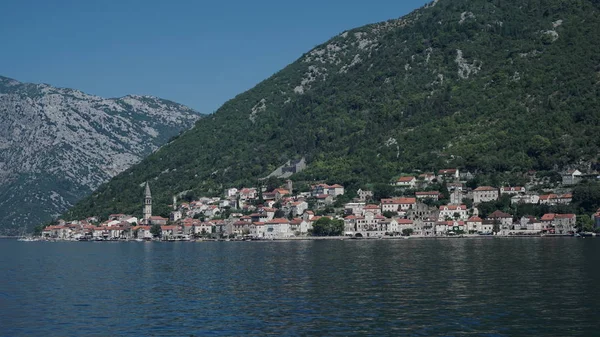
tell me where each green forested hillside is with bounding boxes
[65,0,600,220]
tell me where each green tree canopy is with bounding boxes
[311,217,344,236]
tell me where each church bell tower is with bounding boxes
[143,182,152,222]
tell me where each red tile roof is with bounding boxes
[541,214,555,221]
[267,218,290,224]
[439,205,467,210]
[555,214,575,219]
[474,186,497,191]
[381,198,416,204]
[488,210,512,219]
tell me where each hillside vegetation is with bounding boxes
[65,0,600,220]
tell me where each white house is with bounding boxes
[135,226,153,239]
[395,176,417,188]
[500,186,526,195]
[380,198,416,213]
[225,188,238,198]
[415,191,441,201]
[344,202,366,216]
[562,170,582,185]
[438,169,460,181]
[357,189,373,201]
[438,205,469,221]
[311,184,345,197]
[473,186,499,204]
[511,194,540,205]
[466,216,483,233]
[290,201,309,216]
[263,218,293,238]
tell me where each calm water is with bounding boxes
[1,238,599,336]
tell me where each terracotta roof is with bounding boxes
[397,176,416,182]
[439,205,466,211]
[468,216,483,222]
[555,214,575,219]
[438,169,457,174]
[397,219,413,224]
[381,198,416,204]
[416,191,440,196]
[488,210,512,218]
[541,214,555,221]
[474,186,497,191]
[267,218,290,224]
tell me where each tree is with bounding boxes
[573,182,600,213]
[265,177,282,192]
[576,214,594,232]
[33,224,44,237]
[492,220,500,234]
[257,183,264,204]
[383,211,397,218]
[478,201,497,218]
[402,228,414,236]
[311,217,344,236]
[274,209,286,218]
[373,183,394,201]
[150,224,162,238]
[462,198,473,209]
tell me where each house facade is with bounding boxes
[473,186,499,204]
[438,205,469,221]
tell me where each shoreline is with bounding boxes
[8,233,594,242]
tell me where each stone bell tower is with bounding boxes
[143,182,152,222]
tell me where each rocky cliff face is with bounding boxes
[0,76,201,234]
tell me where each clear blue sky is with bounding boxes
[0,0,430,113]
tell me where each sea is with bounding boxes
[1,237,599,336]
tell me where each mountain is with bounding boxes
[0,76,202,234]
[65,0,600,221]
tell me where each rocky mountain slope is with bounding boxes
[66,0,600,220]
[0,76,202,234]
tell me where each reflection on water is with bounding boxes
[1,238,599,336]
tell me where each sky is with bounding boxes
[0,0,430,113]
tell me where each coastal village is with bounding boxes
[41,168,599,241]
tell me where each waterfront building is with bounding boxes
[143,182,152,222]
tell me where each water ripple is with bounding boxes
[0,238,599,336]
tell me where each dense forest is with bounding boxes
[65,0,600,221]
